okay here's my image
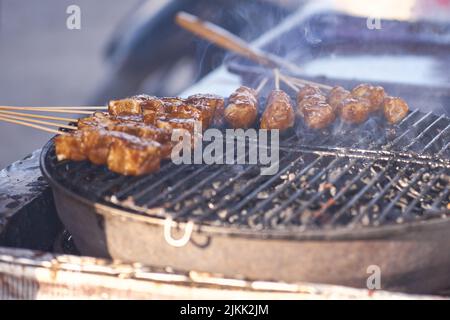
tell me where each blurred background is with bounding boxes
[0,0,296,168]
[1,0,450,168]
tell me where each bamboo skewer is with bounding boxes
[255,77,269,94]
[0,106,94,115]
[0,113,77,130]
[0,116,67,135]
[175,11,337,92]
[32,106,107,110]
[0,106,105,110]
[175,12,303,74]
[279,74,300,92]
[274,69,281,91]
[283,75,333,91]
[0,110,75,123]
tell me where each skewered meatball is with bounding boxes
[297,87,336,129]
[351,84,386,113]
[328,86,350,112]
[301,102,336,130]
[338,97,371,124]
[297,85,322,104]
[383,97,409,124]
[297,94,327,117]
[260,90,295,131]
[224,86,258,129]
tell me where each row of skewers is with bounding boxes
[0,71,409,176]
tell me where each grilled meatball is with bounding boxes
[351,84,386,113]
[297,94,327,117]
[383,97,409,124]
[297,85,322,104]
[328,86,351,112]
[261,90,295,131]
[301,102,336,130]
[338,98,371,124]
[297,88,336,129]
[224,86,258,129]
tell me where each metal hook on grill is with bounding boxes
[163,217,194,248]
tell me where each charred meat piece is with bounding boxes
[187,94,225,127]
[167,104,206,128]
[351,84,386,113]
[297,85,322,103]
[81,129,115,165]
[338,97,371,124]
[261,90,295,131]
[112,122,173,158]
[328,86,351,112]
[112,122,171,142]
[383,97,409,124]
[108,95,155,116]
[141,97,167,125]
[78,112,117,130]
[141,95,220,130]
[107,134,161,176]
[224,86,258,129]
[55,132,86,162]
[156,117,198,135]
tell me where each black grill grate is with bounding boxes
[44,109,450,231]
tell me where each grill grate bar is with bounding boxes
[164,135,316,219]
[244,131,382,225]
[427,186,449,214]
[266,112,441,226]
[324,163,394,226]
[194,152,304,223]
[113,161,183,199]
[403,168,448,217]
[127,164,194,203]
[244,113,426,224]
[165,135,298,212]
[401,115,446,150]
[324,121,450,224]
[377,168,428,223]
[134,135,299,208]
[350,141,449,227]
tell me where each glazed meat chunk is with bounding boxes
[383,97,410,124]
[338,98,371,124]
[327,86,351,112]
[224,86,258,129]
[260,90,295,131]
[351,84,386,113]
